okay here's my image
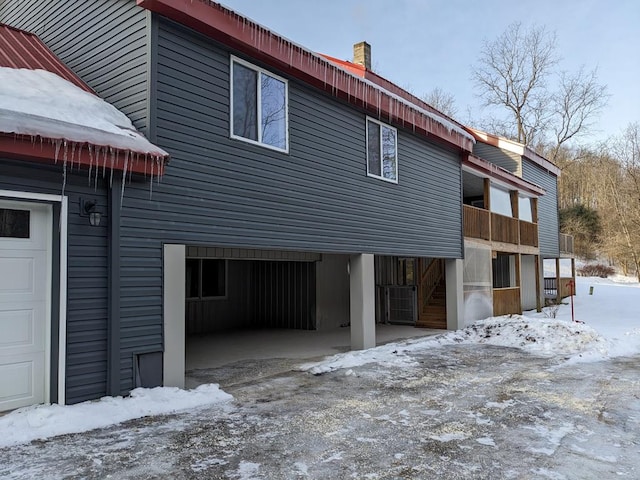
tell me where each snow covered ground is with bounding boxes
[300,275,640,374]
[1,274,639,479]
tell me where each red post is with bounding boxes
[568,279,575,322]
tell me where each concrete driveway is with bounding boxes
[1,344,639,479]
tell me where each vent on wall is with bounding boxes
[134,352,163,388]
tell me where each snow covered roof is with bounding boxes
[0,25,168,175]
[137,0,475,152]
[0,67,168,158]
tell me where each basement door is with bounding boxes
[0,200,51,412]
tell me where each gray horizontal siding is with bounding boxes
[473,143,521,176]
[131,18,463,256]
[0,158,109,404]
[522,159,560,257]
[112,18,464,394]
[0,0,149,132]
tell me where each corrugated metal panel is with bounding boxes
[473,143,521,176]
[522,159,560,257]
[0,0,149,132]
[0,24,92,92]
[186,259,316,333]
[186,246,321,262]
[249,261,315,330]
[0,158,109,405]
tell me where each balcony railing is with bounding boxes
[463,205,491,240]
[463,205,538,248]
[559,233,574,254]
[493,287,521,315]
[491,212,520,244]
[519,221,538,247]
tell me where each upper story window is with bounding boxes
[518,196,533,222]
[366,118,398,183]
[230,56,288,152]
[489,185,513,217]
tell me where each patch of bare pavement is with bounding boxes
[1,345,639,479]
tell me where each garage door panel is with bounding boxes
[0,303,46,352]
[0,199,51,412]
[0,251,46,302]
[0,355,44,411]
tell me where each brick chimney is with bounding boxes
[353,41,371,70]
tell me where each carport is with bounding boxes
[163,246,442,388]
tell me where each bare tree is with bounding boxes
[422,87,457,118]
[548,67,609,162]
[472,22,607,152]
[472,22,557,145]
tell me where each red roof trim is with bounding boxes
[318,54,366,77]
[136,0,474,152]
[463,154,545,196]
[0,134,165,176]
[0,24,94,93]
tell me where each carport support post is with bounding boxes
[163,244,185,388]
[349,254,375,350]
[445,258,464,330]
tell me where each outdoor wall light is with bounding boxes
[83,200,102,227]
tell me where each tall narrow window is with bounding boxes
[366,118,398,183]
[231,57,288,152]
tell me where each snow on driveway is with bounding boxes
[0,274,639,479]
[301,275,640,374]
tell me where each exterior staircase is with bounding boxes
[416,260,447,329]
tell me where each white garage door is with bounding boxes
[0,200,51,412]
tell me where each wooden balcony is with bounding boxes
[519,221,538,247]
[559,233,574,255]
[493,287,521,316]
[463,205,491,240]
[463,205,538,249]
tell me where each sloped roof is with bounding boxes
[465,127,561,177]
[0,24,92,93]
[136,0,475,153]
[0,24,168,175]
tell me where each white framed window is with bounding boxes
[230,56,289,152]
[366,117,398,183]
[185,258,227,300]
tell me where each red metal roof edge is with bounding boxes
[0,24,94,94]
[0,133,166,176]
[318,54,366,77]
[465,126,561,177]
[321,54,466,131]
[136,0,474,153]
[464,153,546,197]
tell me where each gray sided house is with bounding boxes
[1,0,476,401]
[0,24,168,412]
[462,127,574,322]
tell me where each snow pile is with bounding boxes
[442,316,606,355]
[0,384,232,448]
[302,275,640,375]
[0,67,168,157]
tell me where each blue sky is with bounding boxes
[221,0,639,144]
